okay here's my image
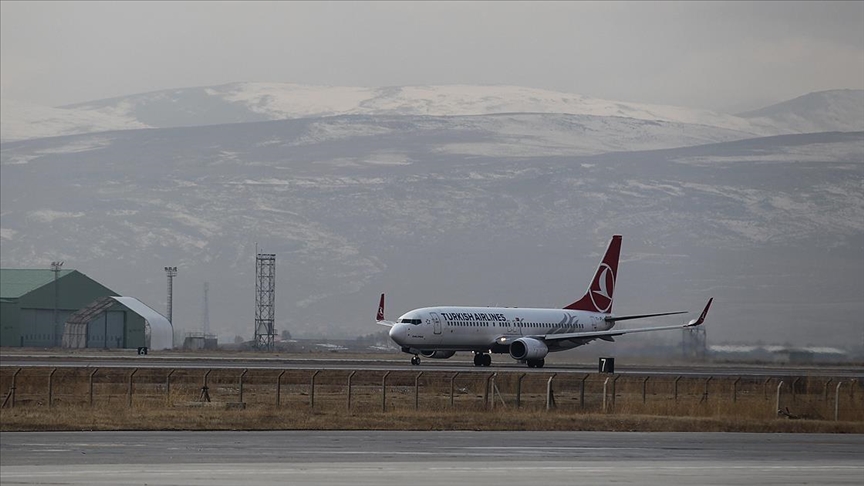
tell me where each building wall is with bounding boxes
[19,308,75,347]
[0,301,21,347]
[17,271,117,312]
[81,308,147,349]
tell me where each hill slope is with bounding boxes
[9,84,861,142]
[1,116,861,347]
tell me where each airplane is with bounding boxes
[376,235,712,368]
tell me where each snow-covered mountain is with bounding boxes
[1,113,862,348]
[0,99,150,142]
[5,83,862,142]
[1,82,862,349]
[738,89,864,134]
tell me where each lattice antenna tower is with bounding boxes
[254,251,276,351]
[202,282,211,335]
[682,326,706,359]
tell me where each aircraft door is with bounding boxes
[430,312,442,335]
[504,316,522,336]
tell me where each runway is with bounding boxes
[2,431,862,485]
[2,354,862,378]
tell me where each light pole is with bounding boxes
[51,261,64,346]
[164,266,177,325]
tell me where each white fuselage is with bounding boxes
[388,306,614,354]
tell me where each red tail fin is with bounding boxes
[565,235,622,313]
[376,293,385,321]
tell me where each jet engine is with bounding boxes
[420,350,456,359]
[509,338,549,361]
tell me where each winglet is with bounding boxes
[686,298,713,327]
[376,293,385,322]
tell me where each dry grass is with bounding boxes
[3,405,862,434]
[2,367,862,433]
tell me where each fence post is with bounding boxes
[580,374,589,409]
[823,379,833,402]
[732,377,741,403]
[850,379,858,400]
[516,373,526,408]
[791,377,801,403]
[449,372,459,408]
[603,377,610,412]
[763,377,772,400]
[10,368,21,408]
[347,371,357,410]
[484,373,495,409]
[414,372,423,411]
[239,369,248,403]
[700,376,713,403]
[165,369,175,405]
[775,381,784,415]
[198,370,212,402]
[674,376,682,402]
[276,370,286,406]
[489,373,498,410]
[89,368,98,407]
[127,369,138,408]
[546,374,557,411]
[381,371,391,412]
[834,382,843,421]
[611,375,620,410]
[48,368,57,408]
[642,376,650,404]
[310,370,320,410]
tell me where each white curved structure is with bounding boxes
[111,296,174,350]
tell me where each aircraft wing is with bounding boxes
[542,298,713,343]
[376,293,397,327]
[604,310,687,323]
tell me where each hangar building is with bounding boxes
[0,268,171,350]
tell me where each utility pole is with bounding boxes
[164,266,178,324]
[202,282,211,335]
[51,261,64,346]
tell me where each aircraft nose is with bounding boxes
[389,324,406,344]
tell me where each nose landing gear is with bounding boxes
[473,353,492,367]
[411,355,421,365]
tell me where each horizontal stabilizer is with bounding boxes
[541,298,714,343]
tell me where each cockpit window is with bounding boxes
[398,318,422,325]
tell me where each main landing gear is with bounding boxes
[473,353,492,367]
[411,355,421,365]
[526,359,545,368]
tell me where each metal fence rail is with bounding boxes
[1,367,862,421]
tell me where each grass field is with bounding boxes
[2,366,862,433]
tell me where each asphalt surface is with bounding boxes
[1,431,862,485]
[2,354,862,378]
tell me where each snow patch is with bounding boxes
[28,210,85,223]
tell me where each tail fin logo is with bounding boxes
[589,263,615,313]
[376,293,385,321]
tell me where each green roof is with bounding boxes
[0,269,76,299]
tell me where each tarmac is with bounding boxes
[2,430,862,485]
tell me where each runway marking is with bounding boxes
[3,464,863,478]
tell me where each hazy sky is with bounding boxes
[2,1,862,112]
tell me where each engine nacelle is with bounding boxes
[509,338,549,361]
[419,350,456,359]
